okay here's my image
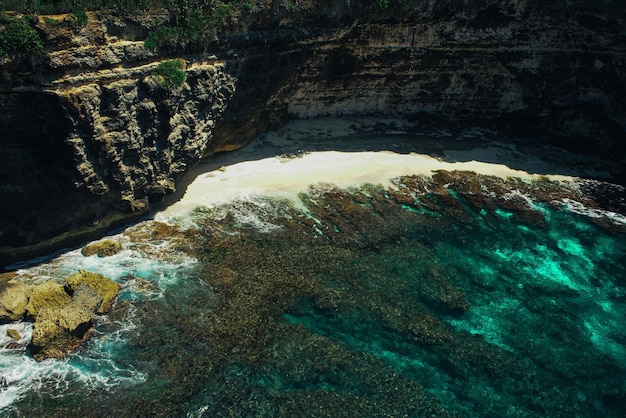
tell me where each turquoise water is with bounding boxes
[1,170,625,417]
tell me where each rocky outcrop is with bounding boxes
[81,238,122,257]
[25,280,72,317]
[1,1,625,268]
[30,283,101,360]
[65,270,120,314]
[0,270,120,360]
[0,282,30,322]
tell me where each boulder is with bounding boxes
[25,280,72,318]
[81,239,122,257]
[6,328,21,341]
[30,283,103,361]
[0,282,30,322]
[66,270,120,314]
[0,270,120,361]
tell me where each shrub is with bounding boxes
[144,9,219,51]
[69,9,89,27]
[143,1,237,51]
[153,59,187,89]
[0,17,44,56]
[372,0,405,9]
[144,25,182,50]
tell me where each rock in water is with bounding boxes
[31,283,103,361]
[0,270,120,361]
[65,270,120,314]
[81,239,122,257]
[0,282,30,321]
[6,328,21,341]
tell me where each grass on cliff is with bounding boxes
[153,59,187,89]
[144,1,236,51]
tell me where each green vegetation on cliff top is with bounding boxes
[1,0,624,56]
[0,16,43,56]
[153,59,187,88]
[0,0,244,54]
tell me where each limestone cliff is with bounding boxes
[0,12,235,266]
[215,0,626,160]
[1,1,625,268]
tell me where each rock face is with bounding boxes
[0,13,236,267]
[0,270,120,361]
[215,0,626,161]
[1,1,625,267]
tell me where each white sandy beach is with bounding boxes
[156,117,578,221]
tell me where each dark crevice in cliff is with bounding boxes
[0,92,74,244]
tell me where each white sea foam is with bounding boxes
[10,231,197,294]
[0,317,144,413]
[1,231,194,412]
[185,194,289,233]
[560,198,626,226]
[0,354,145,414]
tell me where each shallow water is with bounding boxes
[1,130,625,417]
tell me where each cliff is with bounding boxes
[1,0,625,268]
[0,12,236,266]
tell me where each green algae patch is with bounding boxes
[81,239,122,257]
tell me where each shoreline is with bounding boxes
[154,149,575,223]
[155,116,594,222]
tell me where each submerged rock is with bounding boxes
[81,239,122,257]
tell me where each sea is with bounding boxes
[1,118,625,417]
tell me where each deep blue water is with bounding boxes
[1,149,625,417]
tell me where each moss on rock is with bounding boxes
[81,239,122,257]
[0,282,30,322]
[25,280,72,318]
[66,270,120,314]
